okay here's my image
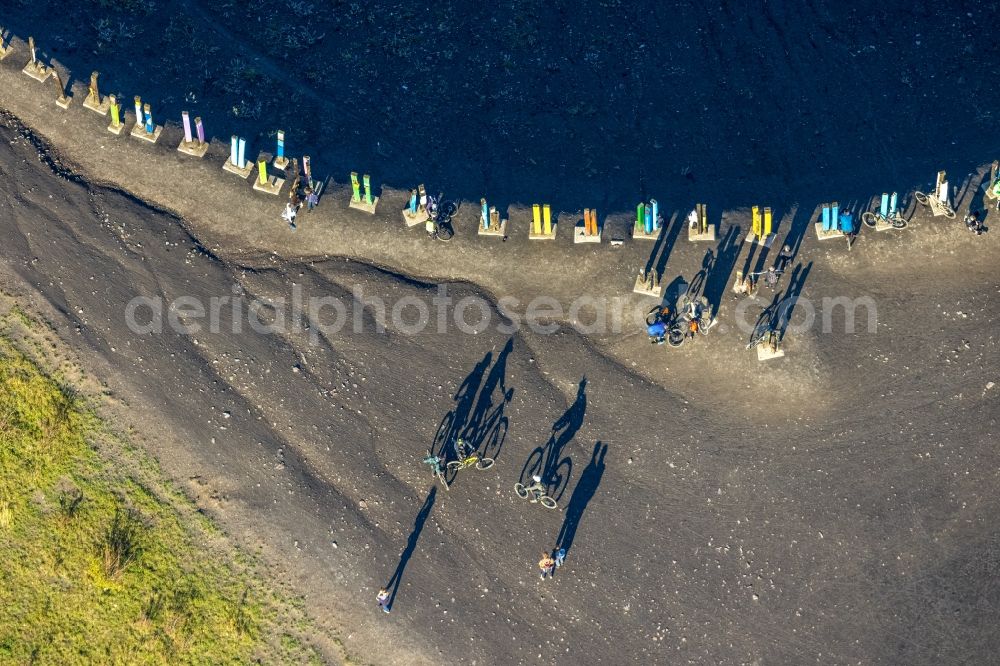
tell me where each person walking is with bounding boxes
[305,187,319,211]
[376,587,391,613]
[539,552,556,580]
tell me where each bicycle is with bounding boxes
[513,482,558,509]
[446,436,494,470]
[422,451,449,491]
[746,326,779,352]
[861,210,907,229]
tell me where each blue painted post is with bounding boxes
[230,136,238,165]
[889,192,898,215]
[821,204,831,231]
[276,130,285,160]
[237,138,246,168]
[651,199,659,230]
[831,202,839,230]
[143,104,153,133]
[644,203,653,234]
[409,190,417,214]
[182,111,193,143]
[879,193,889,218]
[481,199,489,229]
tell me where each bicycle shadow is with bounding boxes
[432,338,515,466]
[385,486,437,611]
[555,442,607,557]
[519,377,587,501]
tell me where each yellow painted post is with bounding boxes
[109,95,120,127]
[763,207,773,237]
[258,159,267,185]
[532,204,541,235]
[542,204,552,235]
[752,206,761,238]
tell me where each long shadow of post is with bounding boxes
[385,486,437,610]
[521,377,588,501]
[777,262,813,341]
[555,442,608,556]
[703,226,741,314]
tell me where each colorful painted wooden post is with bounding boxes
[481,198,489,229]
[363,174,373,205]
[821,203,832,231]
[252,153,285,195]
[532,204,542,235]
[350,172,361,202]
[22,36,51,81]
[143,103,153,133]
[636,203,644,232]
[237,138,246,168]
[410,190,418,215]
[274,130,288,169]
[257,159,268,186]
[303,155,311,183]
[133,96,142,126]
[195,117,205,144]
[182,111,193,143]
[230,136,239,166]
[763,207,773,237]
[108,95,121,131]
[936,170,948,203]
[651,199,659,230]
[752,206,762,238]
[542,204,552,235]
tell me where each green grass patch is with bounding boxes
[0,338,325,664]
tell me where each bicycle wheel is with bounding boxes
[446,460,464,472]
[944,207,956,219]
[514,483,528,499]
[891,217,907,229]
[914,191,929,205]
[440,201,458,218]
[861,211,877,228]
[476,457,495,470]
[667,325,685,347]
[436,224,454,241]
[539,496,558,510]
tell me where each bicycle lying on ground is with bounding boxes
[513,481,559,509]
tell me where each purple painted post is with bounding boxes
[182,111,193,143]
[195,117,205,144]
[303,155,311,181]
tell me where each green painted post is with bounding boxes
[109,95,120,127]
[350,172,361,202]
[636,203,644,230]
[363,174,372,205]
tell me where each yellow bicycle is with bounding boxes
[446,453,495,472]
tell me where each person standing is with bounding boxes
[539,552,556,580]
[376,587,391,613]
[282,202,297,231]
[554,548,566,569]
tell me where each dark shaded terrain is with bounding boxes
[4,0,999,216]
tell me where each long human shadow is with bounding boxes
[777,262,813,340]
[385,486,437,610]
[555,442,608,556]
[703,225,741,314]
[520,377,588,501]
